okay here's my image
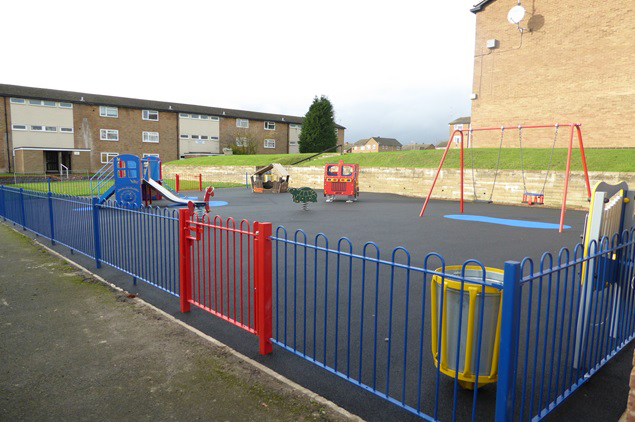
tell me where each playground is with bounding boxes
[2,147,634,421]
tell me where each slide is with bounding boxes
[145,177,206,206]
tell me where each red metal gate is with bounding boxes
[178,207,272,354]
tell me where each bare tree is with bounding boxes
[222,127,261,155]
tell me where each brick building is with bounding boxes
[352,137,402,153]
[468,0,635,148]
[0,84,345,173]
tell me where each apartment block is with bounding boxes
[0,84,346,173]
[468,0,635,148]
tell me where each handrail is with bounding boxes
[59,164,69,179]
[89,160,115,197]
[290,144,342,166]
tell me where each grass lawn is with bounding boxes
[6,179,244,196]
[164,153,314,167]
[164,149,635,172]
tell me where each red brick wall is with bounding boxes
[73,104,178,170]
[470,0,635,148]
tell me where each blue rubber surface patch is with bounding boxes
[207,201,228,207]
[444,214,571,230]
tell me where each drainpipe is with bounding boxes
[3,97,11,173]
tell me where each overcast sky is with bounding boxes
[4,0,477,144]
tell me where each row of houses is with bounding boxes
[0,84,346,174]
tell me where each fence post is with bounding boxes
[254,221,273,355]
[91,197,101,268]
[175,174,180,193]
[48,189,56,245]
[495,261,522,422]
[19,188,26,230]
[179,207,192,312]
[198,174,202,192]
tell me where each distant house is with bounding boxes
[402,143,435,151]
[352,137,402,153]
[448,116,471,145]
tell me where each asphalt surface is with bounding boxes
[2,187,632,421]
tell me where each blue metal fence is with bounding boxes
[271,227,506,421]
[98,200,180,296]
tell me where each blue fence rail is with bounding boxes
[2,184,635,421]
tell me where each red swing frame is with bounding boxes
[419,123,592,233]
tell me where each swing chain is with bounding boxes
[540,123,559,195]
[487,127,505,202]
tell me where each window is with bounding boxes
[264,121,275,130]
[365,145,370,150]
[59,102,73,109]
[210,116,219,121]
[335,128,339,135]
[179,113,189,118]
[236,119,249,128]
[290,124,301,129]
[143,131,159,143]
[191,135,200,140]
[99,106,118,118]
[200,135,208,140]
[10,98,25,104]
[142,110,159,121]
[190,114,200,119]
[30,125,56,132]
[210,136,219,140]
[454,124,464,131]
[289,140,298,146]
[396,146,401,150]
[235,137,248,147]
[372,144,376,149]
[453,135,461,144]
[100,129,119,141]
[101,152,118,164]
[27,99,56,107]
[143,153,160,158]
[12,124,27,131]
[264,139,275,149]
[180,134,189,139]
[60,127,74,133]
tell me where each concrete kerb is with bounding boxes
[4,223,363,422]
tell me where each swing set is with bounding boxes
[419,123,592,233]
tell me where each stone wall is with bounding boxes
[163,165,635,210]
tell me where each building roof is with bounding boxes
[449,116,471,125]
[0,83,345,129]
[470,0,494,13]
[354,137,402,147]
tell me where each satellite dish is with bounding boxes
[507,5,526,24]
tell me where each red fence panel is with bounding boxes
[178,206,272,354]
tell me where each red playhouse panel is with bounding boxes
[324,160,359,203]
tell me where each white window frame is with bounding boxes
[236,119,249,128]
[100,129,119,141]
[335,128,339,135]
[12,124,27,131]
[454,124,464,131]
[30,125,56,132]
[453,135,461,144]
[142,131,159,143]
[99,106,118,118]
[101,152,119,164]
[210,116,219,121]
[210,136,219,140]
[179,113,189,118]
[180,134,189,139]
[290,124,301,129]
[59,102,73,109]
[10,98,26,104]
[142,153,160,158]
[264,121,275,131]
[235,137,248,147]
[191,135,200,140]
[60,127,74,133]
[289,140,298,146]
[142,110,159,121]
[200,135,208,140]
[264,139,275,149]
